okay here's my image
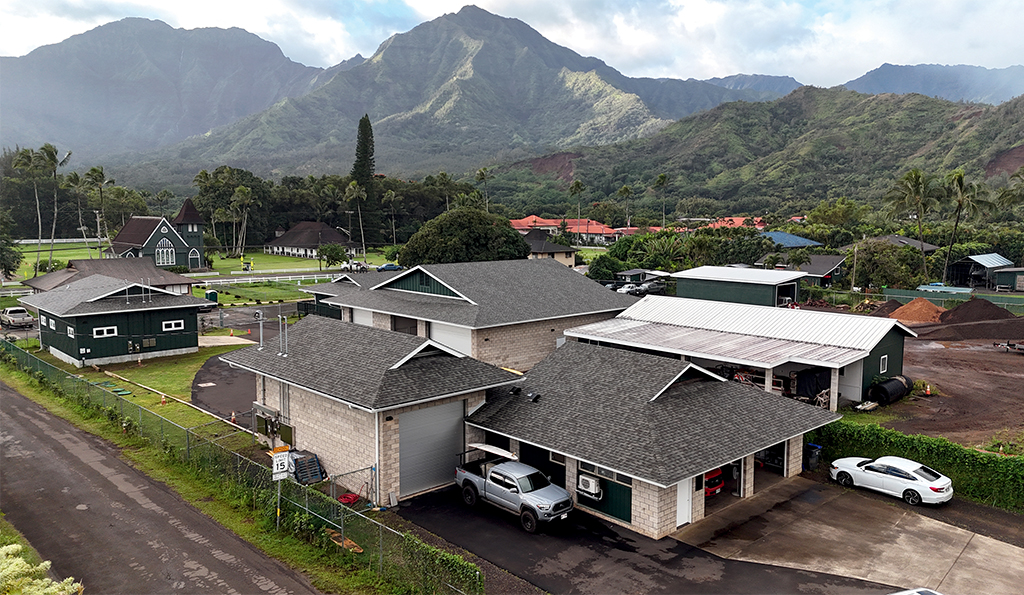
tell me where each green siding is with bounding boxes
[578,477,632,522]
[41,302,199,362]
[861,328,906,396]
[676,279,775,306]
[384,271,458,297]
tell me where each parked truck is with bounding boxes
[454,443,573,533]
[1,307,34,329]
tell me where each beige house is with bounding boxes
[301,258,636,372]
[523,229,577,266]
[221,316,520,502]
[466,341,839,539]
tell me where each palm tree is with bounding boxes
[344,181,367,258]
[617,185,633,227]
[63,171,94,257]
[435,171,453,211]
[998,166,1024,209]
[569,180,585,245]
[38,144,72,269]
[85,166,114,247]
[475,167,492,213]
[231,185,253,257]
[787,249,811,271]
[12,148,44,276]
[763,253,783,269]
[382,189,403,244]
[884,168,944,278]
[942,170,991,284]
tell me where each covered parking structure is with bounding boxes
[564,295,916,410]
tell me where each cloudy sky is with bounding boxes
[2,0,1021,87]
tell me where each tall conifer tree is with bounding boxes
[350,114,375,188]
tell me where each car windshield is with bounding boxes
[914,465,941,481]
[517,472,551,493]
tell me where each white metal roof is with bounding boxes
[670,265,807,285]
[962,253,1013,269]
[564,295,916,369]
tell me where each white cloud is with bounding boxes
[1,0,1021,86]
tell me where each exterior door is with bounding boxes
[398,400,464,497]
[676,477,692,527]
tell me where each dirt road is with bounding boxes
[0,381,318,594]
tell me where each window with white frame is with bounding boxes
[40,314,47,326]
[578,461,632,486]
[880,354,888,374]
[93,326,117,338]
[67,326,74,338]
[49,318,55,330]
[162,319,184,332]
[155,238,175,266]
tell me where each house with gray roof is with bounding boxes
[672,265,808,306]
[19,274,210,367]
[23,258,196,295]
[264,221,358,259]
[220,315,521,501]
[301,258,638,371]
[523,229,577,266]
[754,254,846,287]
[467,341,839,539]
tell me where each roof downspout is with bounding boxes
[374,410,381,506]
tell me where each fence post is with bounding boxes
[186,430,191,461]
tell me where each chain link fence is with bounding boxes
[1,339,483,595]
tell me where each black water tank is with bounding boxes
[867,375,914,405]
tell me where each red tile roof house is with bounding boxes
[509,216,617,244]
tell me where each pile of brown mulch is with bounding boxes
[916,317,1024,341]
[939,296,1018,324]
[870,299,904,317]
[890,297,946,323]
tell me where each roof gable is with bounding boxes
[372,268,468,301]
[20,274,207,316]
[171,198,205,225]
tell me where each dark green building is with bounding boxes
[107,198,206,270]
[672,266,806,307]
[19,274,210,368]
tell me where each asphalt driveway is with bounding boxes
[397,485,892,594]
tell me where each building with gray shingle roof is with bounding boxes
[302,258,637,371]
[265,221,357,259]
[22,258,196,294]
[523,229,577,266]
[19,274,209,367]
[466,341,838,539]
[220,315,521,500]
[106,198,206,270]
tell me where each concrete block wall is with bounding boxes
[785,436,803,478]
[372,311,391,330]
[691,481,705,524]
[742,454,755,497]
[473,312,621,371]
[417,320,429,337]
[261,378,377,481]
[631,480,677,539]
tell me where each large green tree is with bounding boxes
[350,114,375,189]
[0,210,25,279]
[941,170,991,284]
[84,165,115,245]
[12,149,44,276]
[884,168,944,279]
[398,207,529,266]
[38,144,72,268]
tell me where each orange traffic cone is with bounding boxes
[230,411,236,424]
[161,395,167,406]
[926,384,931,395]
[247,328,251,335]
[230,329,234,336]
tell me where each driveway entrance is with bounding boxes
[673,476,1024,595]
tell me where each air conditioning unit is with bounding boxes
[577,474,602,500]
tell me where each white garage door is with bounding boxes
[352,308,373,327]
[429,321,472,355]
[399,400,465,497]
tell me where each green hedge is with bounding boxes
[808,420,1024,513]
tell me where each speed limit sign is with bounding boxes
[272,449,294,481]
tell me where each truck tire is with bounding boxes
[520,509,538,533]
[462,484,478,507]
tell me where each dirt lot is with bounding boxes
[876,317,1024,448]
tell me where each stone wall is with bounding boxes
[785,436,803,477]
[742,454,755,497]
[372,311,391,330]
[473,312,621,371]
[691,481,705,524]
[631,480,677,539]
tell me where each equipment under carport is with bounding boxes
[866,375,914,405]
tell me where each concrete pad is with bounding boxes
[937,533,1024,595]
[198,335,254,346]
[673,476,1024,594]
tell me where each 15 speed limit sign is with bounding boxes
[272,449,294,481]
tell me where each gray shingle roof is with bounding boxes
[266,221,353,249]
[467,341,839,487]
[220,315,521,411]
[319,259,637,328]
[23,258,196,292]
[19,275,209,316]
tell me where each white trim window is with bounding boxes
[93,326,117,338]
[67,326,75,338]
[40,314,47,326]
[49,318,55,330]
[162,320,185,332]
[880,354,889,374]
[155,238,175,266]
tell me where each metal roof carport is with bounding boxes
[565,295,916,411]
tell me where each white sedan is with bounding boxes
[829,456,953,505]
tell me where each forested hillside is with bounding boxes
[485,87,1024,219]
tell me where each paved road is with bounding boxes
[0,381,318,594]
[397,486,893,594]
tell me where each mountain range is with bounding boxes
[2,5,1022,193]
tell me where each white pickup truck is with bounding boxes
[454,443,573,533]
[1,307,34,329]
